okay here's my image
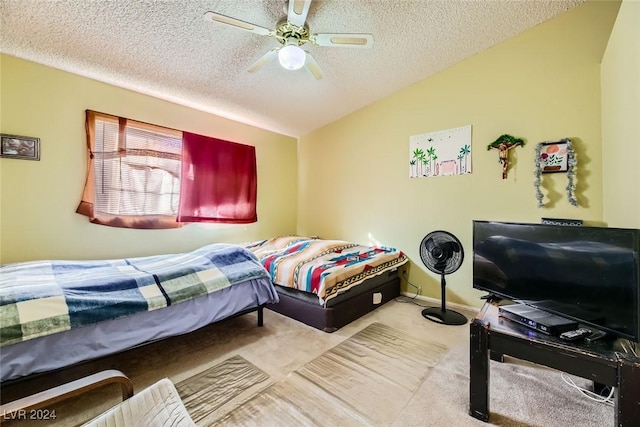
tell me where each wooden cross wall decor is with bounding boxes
[487,134,525,179]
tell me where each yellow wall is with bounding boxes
[1,1,633,311]
[0,55,298,263]
[601,0,640,228]
[297,1,621,308]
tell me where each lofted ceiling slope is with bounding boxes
[0,0,587,137]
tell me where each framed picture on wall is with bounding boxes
[538,141,568,173]
[0,134,40,161]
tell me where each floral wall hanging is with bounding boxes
[534,138,578,208]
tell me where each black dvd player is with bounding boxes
[498,304,579,336]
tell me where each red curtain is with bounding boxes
[177,132,257,223]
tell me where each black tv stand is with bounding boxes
[469,300,640,426]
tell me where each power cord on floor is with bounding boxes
[394,270,431,308]
[560,372,615,406]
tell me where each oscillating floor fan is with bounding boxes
[419,230,468,325]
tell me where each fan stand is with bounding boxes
[421,273,467,325]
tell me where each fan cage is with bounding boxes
[419,231,464,275]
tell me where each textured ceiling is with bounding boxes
[0,0,586,137]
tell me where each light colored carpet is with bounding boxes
[211,322,448,426]
[1,300,614,426]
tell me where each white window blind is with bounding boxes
[92,115,182,217]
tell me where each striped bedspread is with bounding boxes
[243,237,408,304]
[0,244,271,347]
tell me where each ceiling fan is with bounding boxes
[203,0,374,80]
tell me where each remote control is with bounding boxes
[585,330,608,343]
[560,328,591,341]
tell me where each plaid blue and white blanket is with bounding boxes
[0,244,271,347]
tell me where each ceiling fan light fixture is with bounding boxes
[278,39,306,70]
[204,0,374,79]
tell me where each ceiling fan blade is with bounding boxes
[247,49,279,73]
[312,33,374,48]
[304,51,324,80]
[287,0,312,28]
[203,11,272,36]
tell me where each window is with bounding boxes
[77,111,257,229]
[92,113,182,215]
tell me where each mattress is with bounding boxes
[0,278,277,382]
[275,267,400,307]
[0,243,272,348]
[243,236,408,305]
[269,269,401,332]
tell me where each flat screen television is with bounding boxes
[472,220,640,342]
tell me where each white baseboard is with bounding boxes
[399,291,479,314]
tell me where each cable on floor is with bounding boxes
[560,372,615,406]
[394,270,431,307]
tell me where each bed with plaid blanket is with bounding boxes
[0,243,272,348]
[243,236,408,305]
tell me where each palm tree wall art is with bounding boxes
[409,125,472,178]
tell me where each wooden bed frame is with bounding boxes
[267,269,401,332]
